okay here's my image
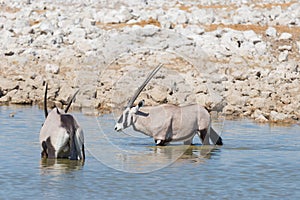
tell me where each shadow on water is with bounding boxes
[40,158,84,175]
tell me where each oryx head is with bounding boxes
[114,64,163,132]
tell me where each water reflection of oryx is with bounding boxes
[114,64,223,146]
[150,145,218,162]
[40,158,84,176]
[112,145,218,172]
[39,83,85,161]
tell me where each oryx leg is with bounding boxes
[41,141,48,158]
[42,137,56,159]
[183,138,193,145]
[74,128,85,161]
[69,130,78,160]
[154,139,168,146]
[210,128,223,145]
[197,129,210,145]
[153,129,171,146]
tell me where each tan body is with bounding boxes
[115,101,222,145]
[132,104,210,144]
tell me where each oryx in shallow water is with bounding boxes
[39,83,85,160]
[114,64,223,146]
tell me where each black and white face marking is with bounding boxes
[115,108,131,131]
[114,100,145,132]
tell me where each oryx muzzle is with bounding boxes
[39,83,85,160]
[114,64,223,146]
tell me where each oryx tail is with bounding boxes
[208,127,223,145]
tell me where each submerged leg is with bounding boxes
[45,137,56,159]
[198,129,210,145]
[82,144,85,162]
[155,139,167,146]
[41,141,48,158]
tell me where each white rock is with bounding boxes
[279,32,292,40]
[176,11,188,24]
[252,109,263,119]
[255,114,269,123]
[81,18,95,28]
[45,64,60,74]
[136,25,159,37]
[38,21,55,34]
[243,30,261,44]
[149,85,168,103]
[102,10,119,24]
[278,45,292,51]
[270,111,288,122]
[296,41,300,53]
[255,42,267,56]
[118,6,133,23]
[265,27,277,37]
[250,97,266,109]
[278,50,289,62]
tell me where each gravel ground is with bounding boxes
[0,0,299,123]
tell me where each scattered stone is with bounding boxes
[265,27,277,37]
[296,41,300,53]
[278,50,289,62]
[278,45,292,51]
[9,112,16,117]
[45,64,60,74]
[278,32,292,40]
[4,51,14,56]
[243,30,261,44]
[270,111,288,122]
[255,114,269,123]
[0,0,299,124]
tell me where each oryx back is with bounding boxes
[40,108,84,160]
[134,104,210,143]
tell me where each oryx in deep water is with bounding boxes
[114,64,223,146]
[39,83,85,160]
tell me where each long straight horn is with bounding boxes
[64,89,79,113]
[44,83,49,118]
[127,63,163,108]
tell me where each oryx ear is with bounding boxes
[138,100,145,108]
[56,107,61,115]
[130,100,145,114]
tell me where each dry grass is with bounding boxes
[96,17,161,30]
[253,1,296,9]
[177,1,297,12]
[0,4,20,13]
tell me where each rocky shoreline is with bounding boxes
[1,0,300,123]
